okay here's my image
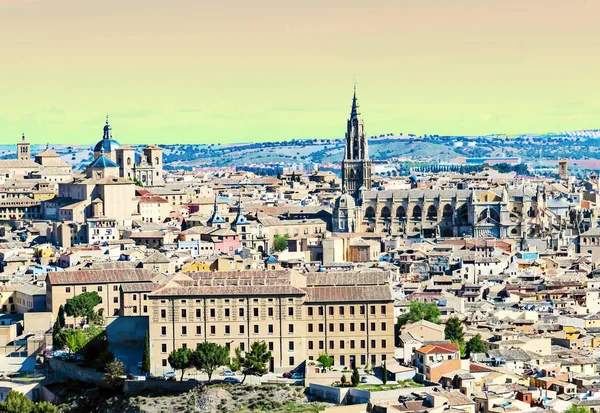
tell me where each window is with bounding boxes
[254,325,259,334]
[360,340,366,349]
[289,356,294,366]
[288,324,294,333]
[329,324,334,332]
[253,308,259,317]
[360,323,365,332]
[113,285,118,291]
[66,287,71,293]
[349,306,354,315]
[371,339,376,349]
[308,341,314,350]
[182,343,187,349]
[268,307,273,317]
[350,340,355,349]
[196,309,201,318]
[239,325,245,334]
[308,324,313,333]
[210,326,216,335]
[339,306,344,315]
[318,307,324,316]
[82,287,87,293]
[162,359,167,367]
[161,344,167,353]
[161,309,166,318]
[133,306,137,314]
[340,340,345,349]
[381,305,386,315]
[329,307,334,316]
[308,307,313,316]
[268,325,274,334]
[182,326,187,335]
[288,307,294,316]
[370,306,376,315]
[225,325,230,335]
[143,305,148,313]
[381,322,386,331]
[289,341,294,351]
[113,297,118,303]
[161,326,166,336]
[268,342,274,351]
[381,339,387,348]
[360,306,365,315]
[350,323,355,332]
[225,308,230,317]
[196,326,201,335]
[361,355,366,365]
[240,342,245,351]
[329,340,334,350]
[181,309,187,318]
[239,308,244,317]
[210,309,216,318]
[370,322,376,331]
[318,324,324,332]
[97,286,102,292]
[319,341,324,350]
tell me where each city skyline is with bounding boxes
[2,0,600,145]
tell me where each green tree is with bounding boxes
[444,317,464,342]
[351,367,360,387]
[57,305,66,328]
[103,359,125,391]
[565,406,591,413]
[192,342,229,383]
[0,390,34,413]
[466,334,487,356]
[229,341,271,384]
[34,401,60,413]
[168,347,193,381]
[64,292,102,325]
[340,374,347,387]
[453,339,467,359]
[317,353,334,372]
[273,234,289,252]
[51,320,63,349]
[381,361,388,385]
[397,301,441,328]
[141,330,151,375]
[64,329,87,354]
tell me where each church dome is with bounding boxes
[93,115,120,153]
[335,193,356,209]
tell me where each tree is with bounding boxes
[141,330,151,375]
[192,342,229,383]
[273,234,289,252]
[381,361,388,385]
[229,341,270,384]
[64,292,102,325]
[51,320,63,349]
[351,367,360,387]
[0,390,34,413]
[57,305,66,328]
[453,339,467,359]
[103,360,125,390]
[34,401,60,413]
[168,347,193,381]
[397,301,441,328]
[565,406,591,413]
[444,317,464,343]
[64,329,87,354]
[317,353,334,372]
[466,334,487,356]
[340,374,347,387]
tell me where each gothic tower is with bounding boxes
[341,85,372,199]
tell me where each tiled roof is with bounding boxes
[121,282,159,293]
[303,285,392,303]
[306,271,391,287]
[416,343,459,354]
[48,268,158,285]
[150,283,305,297]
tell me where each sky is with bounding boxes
[1,0,600,145]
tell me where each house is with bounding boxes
[413,343,461,383]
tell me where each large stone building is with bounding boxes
[93,116,164,187]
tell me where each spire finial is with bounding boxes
[46,143,49,150]
[350,81,359,119]
[106,113,109,125]
[22,133,25,142]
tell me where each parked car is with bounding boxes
[221,369,236,376]
[360,376,368,383]
[163,371,176,379]
[223,377,240,384]
[291,373,304,380]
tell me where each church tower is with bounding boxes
[17,134,30,161]
[342,84,372,199]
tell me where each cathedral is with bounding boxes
[332,88,560,240]
[93,116,164,187]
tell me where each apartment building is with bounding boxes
[146,269,395,376]
[46,269,165,324]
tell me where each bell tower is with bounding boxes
[341,84,372,199]
[17,134,30,161]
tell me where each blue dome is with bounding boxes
[88,154,119,169]
[94,139,120,153]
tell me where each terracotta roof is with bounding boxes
[416,343,459,354]
[121,282,159,293]
[306,271,391,287]
[48,268,158,285]
[139,195,169,204]
[150,283,305,297]
[303,285,392,303]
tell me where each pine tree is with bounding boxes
[57,305,66,328]
[381,361,388,385]
[444,317,464,342]
[351,367,360,387]
[141,330,151,374]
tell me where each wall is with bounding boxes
[47,358,104,385]
[105,316,148,343]
[123,379,195,394]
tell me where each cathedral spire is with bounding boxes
[103,114,112,140]
[350,81,360,120]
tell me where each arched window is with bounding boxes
[365,206,375,219]
[456,204,469,226]
[127,157,131,166]
[443,204,453,218]
[155,157,160,165]
[381,206,391,220]
[427,205,437,219]
[396,206,406,218]
[412,205,422,219]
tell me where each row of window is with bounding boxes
[307,339,387,351]
[161,323,297,336]
[308,321,387,333]
[307,305,387,317]
[162,306,297,320]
